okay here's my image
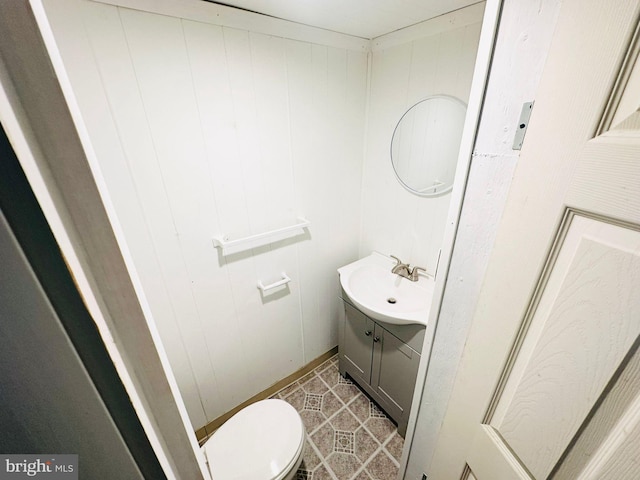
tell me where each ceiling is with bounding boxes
[209,0,482,39]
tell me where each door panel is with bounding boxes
[467,425,531,480]
[553,338,640,479]
[468,215,640,479]
[428,0,640,478]
[566,137,640,223]
[592,417,640,480]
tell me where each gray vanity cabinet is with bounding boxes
[339,299,425,437]
[342,302,375,385]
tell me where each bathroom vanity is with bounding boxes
[336,252,431,437]
[339,298,425,437]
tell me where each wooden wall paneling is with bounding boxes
[333,48,365,354]
[221,28,265,232]
[413,22,482,274]
[361,43,413,261]
[364,45,403,261]
[406,31,445,272]
[181,19,254,415]
[302,43,333,361]
[361,44,394,262]
[389,41,418,259]
[370,2,486,52]
[247,30,304,380]
[117,7,223,420]
[433,27,467,95]
[14,1,207,474]
[420,24,477,271]
[214,26,276,396]
[341,49,369,239]
[86,4,209,427]
[406,32,439,105]
[44,0,367,428]
[306,43,368,360]
[310,44,331,232]
[45,0,207,428]
[327,46,368,337]
[315,46,348,357]
[459,23,485,99]
[413,196,451,276]
[286,40,321,365]
[92,0,369,52]
[248,32,296,228]
[361,14,483,278]
[323,45,349,251]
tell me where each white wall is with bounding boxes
[404,0,562,478]
[360,5,484,276]
[42,0,368,429]
[41,0,487,437]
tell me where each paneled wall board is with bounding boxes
[41,0,210,426]
[288,42,367,362]
[360,11,483,276]
[44,0,367,428]
[404,0,563,478]
[180,21,253,410]
[44,0,478,436]
[118,6,229,420]
[92,0,370,52]
[371,1,486,51]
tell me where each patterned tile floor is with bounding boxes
[271,354,404,480]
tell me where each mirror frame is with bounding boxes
[390,94,467,197]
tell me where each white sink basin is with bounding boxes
[338,252,433,326]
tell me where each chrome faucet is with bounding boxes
[391,255,425,282]
[409,266,426,282]
[390,255,411,279]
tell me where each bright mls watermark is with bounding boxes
[0,456,77,479]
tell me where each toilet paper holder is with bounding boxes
[258,272,291,293]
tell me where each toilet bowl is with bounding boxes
[202,399,306,480]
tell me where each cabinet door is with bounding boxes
[342,302,374,384]
[372,325,421,430]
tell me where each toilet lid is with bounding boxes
[203,399,305,480]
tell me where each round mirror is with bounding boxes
[391,95,467,196]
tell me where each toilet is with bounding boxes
[202,399,306,480]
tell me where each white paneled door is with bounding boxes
[428,0,640,478]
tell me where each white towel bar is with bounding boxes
[258,273,291,293]
[213,218,310,256]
